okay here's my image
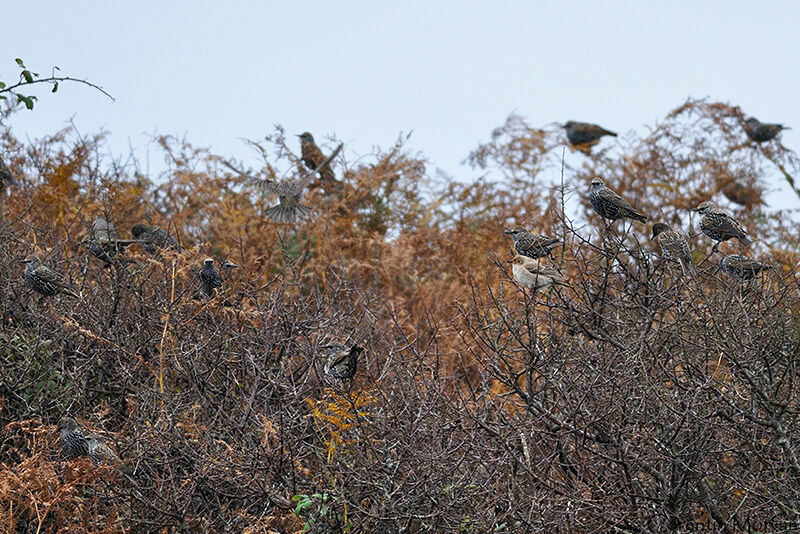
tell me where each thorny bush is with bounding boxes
[0,99,799,532]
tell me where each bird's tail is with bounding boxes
[605,129,618,137]
[265,203,312,223]
[631,211,648,223]
[739,234,752,246]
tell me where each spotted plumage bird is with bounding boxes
[85,432,120,466]
[0,156,18,190]
[743,117,789,143]
[509,255,566,291]
[651,223,694,273]
[693,201,751,246]
[20,254,80,298]
[264,142,343,223]
[58,417,89,459]
[323,344,364,380]
[263,175,315,223]
[297,132,338,187]
[131,223,183,255]
[588,178,648,223]
[80,216,140,264]
[503,226,563,259]
[562,121,617,146]
[198,258,223,296]
[719,254,772,280]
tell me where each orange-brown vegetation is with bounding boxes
[1,99,799,532]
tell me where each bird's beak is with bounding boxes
[691,207,701,212]
[18,259,26,263]
[506,259,514,263]
[502,229,512,234]
[295,134,302,137]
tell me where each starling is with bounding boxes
[718,178,762,210]
[651,223,694,273]
[562,121,617,146]
[719,254,772,280]
[263,176,314,223]
[503,226,563,259]
[80,216,140,264]
[323,344,364,380]
[693,201,751,246]
[588,177,648,223]
[85,432,120,466]
[20,254,80,298]
[743,117,789,143]
[0,156,18,190]
[198,257,222,296]
[509,255,566,291]
[264,142,343,223]
[297,132,338,186]
[58,417,89,459]
[131,223,183,255]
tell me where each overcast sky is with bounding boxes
[3,1,799,209]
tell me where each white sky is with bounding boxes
[3,1,799,209]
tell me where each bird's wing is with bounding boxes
[715,213,747,236]
[32,265,67,286]
[725,256,765,271]
[598,187,635,211]
[523,264,564,280]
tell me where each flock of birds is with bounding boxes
[503,116,789,291]
[0,118,790,464]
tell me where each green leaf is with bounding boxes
[15,58,25,67]
[22,70,34,83]
[0,81,5,88]
[17,94,36,110]
[52,81,59,93]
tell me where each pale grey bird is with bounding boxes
[693,201,751,246]
[588,178,647,223]
[263,142,343,223]
[503,226,563,259]
[509,255,567,291]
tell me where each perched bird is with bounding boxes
[717,178,763,210]
[20,254,80,299]
[651,223,694,273]
[131,223,183,255]
[693,201,751,246]
[323,344,364,380]
[719,254,772,280]
[743,117,789,143]
[58,417,89,459]
[85,432,120,466]
[588,177,648,223]
[503,226,563,259]
[297,132,338,186]
[264,142,343,223]
[198,258,223,296]
[80,216,140,264]
[562,121,617,146]
[509,255,566,291]
[0,156,18,190]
